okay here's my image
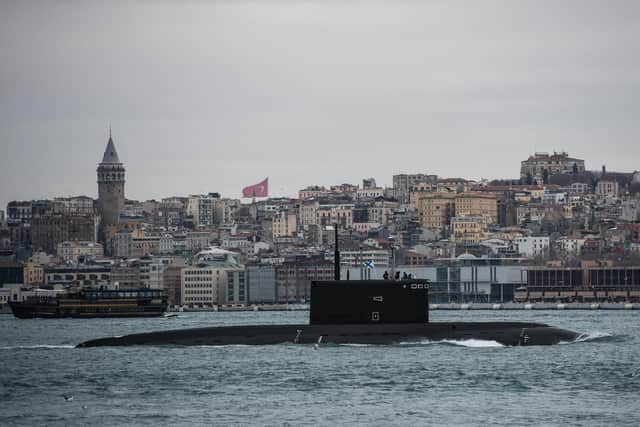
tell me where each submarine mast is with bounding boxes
[334,223,340,281]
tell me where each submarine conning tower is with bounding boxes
[319,223,430,325]
[310,280,430,325]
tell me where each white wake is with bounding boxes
[0,344,75,350]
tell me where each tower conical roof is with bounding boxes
[101,132,121,164]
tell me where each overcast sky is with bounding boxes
[1,0,639,208]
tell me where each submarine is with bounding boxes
[78,228,579,348]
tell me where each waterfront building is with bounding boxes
[97,130,126,236]
[246,264,276,304]
[23,262,44,285]
[275,260,333,303]
[522,266,640,301]
[44,265,111,287]
[341,258,529,303]
[111,261,142,289]
[338,249,391,268]
[163,265,183,306]
[0,261,24,286]
[139,256,186,290]
[180,247,245,306]
[180,263,245,306]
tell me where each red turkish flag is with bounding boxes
[242,177,269,198]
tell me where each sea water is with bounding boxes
[1,310,639,426]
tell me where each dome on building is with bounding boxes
[195,247,239,265]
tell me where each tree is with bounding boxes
[572,163,578,174]
[542,169,549,184]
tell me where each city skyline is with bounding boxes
[2,1,640,208]
[0,130,633,209]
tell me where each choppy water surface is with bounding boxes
[2,310,639,426]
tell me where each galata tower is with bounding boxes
[96,129,125,234]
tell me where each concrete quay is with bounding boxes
[173,304,310,313]
[429,303,639,310]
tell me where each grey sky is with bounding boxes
[1,0,639,208]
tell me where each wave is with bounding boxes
[562,331,621,344]
[0,344,75,350]
[439,339,505,348]
[396,339,505,348]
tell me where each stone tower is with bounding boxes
[97,130,125,235]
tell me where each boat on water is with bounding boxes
[9,288,168,319]
[77,278,578,347]
[162,312,179,319]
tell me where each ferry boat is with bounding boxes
[9,288,168,319]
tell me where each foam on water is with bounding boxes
[440,339,505,348]
[0,345,75,350]
[562,331,615,344]
[397,339,505,348]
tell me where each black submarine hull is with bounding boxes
[76,322,579,347]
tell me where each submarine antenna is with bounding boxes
[334,223,340,281]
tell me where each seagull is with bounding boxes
[62,395,74,402]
